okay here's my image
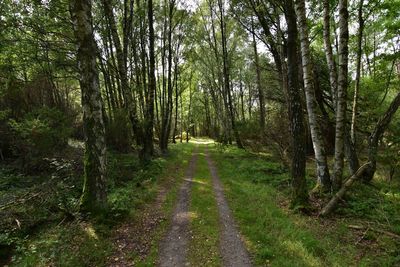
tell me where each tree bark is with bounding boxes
[333,0,349,191]
[252,19,265,132]
[322,0,338,106]
[320,162,371,216]
[295,0,331,192]
[284,0,308,207]
[363,91,400,182]
[350,0,364,144]
[102,0,142,147]
[142,0,156,161]
[218,0,243,149]
[70,0,107,212]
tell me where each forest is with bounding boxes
[0,0,399,266]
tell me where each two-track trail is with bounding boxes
[158,147,198,267]
[158,145,252,267]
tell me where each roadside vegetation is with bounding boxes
[0,143,195,266]
[210,144,400,266]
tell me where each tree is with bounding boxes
[333,0,349,190]
[284,0,308,207]
[295,0,331,192]
[143,0,156,161]
[70,0,107,212]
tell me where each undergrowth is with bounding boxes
[209,143,400,266]
[0,142,195,266]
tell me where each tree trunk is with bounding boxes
[322,0,338,106]
[173,64,179,144]
[70,0,107,212]
[295,0,331,192]
[102,0,142,147]
[252,19,265,132]
[320,162,372,216]
[333,0,349,191]
[142,0,156,161]
[218,0,243,149]
[284,0,308,207]
[363,91,400,182]
[350,0,364,144]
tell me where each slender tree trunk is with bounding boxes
[142,0,156,161]
[70,0,107,212]
[295,0,331,192]
[284,0,308,207]
[350,0,364,144]
[218,0,243,149]
[173,63,179,144]
[252,19,265,132]
[320,162,372,216]
[180,90,183,143]
[363,92,400,182]
[322,0,359,175]
[160,0,175,153]
[322,0,338,106]
[333,0,349,190]
[102,0,142,146]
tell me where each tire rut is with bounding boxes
[205,147,253,267]
[158,147,198,267]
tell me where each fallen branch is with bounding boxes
[348,224,400,240]
[0,192,41,211]
[319,162,372,216]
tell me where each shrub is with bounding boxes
[8,107,72,168]
[106,109,133,152]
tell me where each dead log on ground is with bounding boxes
[320,162,372,216]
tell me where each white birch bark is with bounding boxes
[295,0,331,191]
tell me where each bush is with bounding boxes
[106,109,133,152]
[8,107,72,168]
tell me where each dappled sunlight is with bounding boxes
[192,178,209,186]
[282,240,323,267]
[380,191,400,201]
[176,211,198,222]
[190,138,214,145]
[84,225,99,240]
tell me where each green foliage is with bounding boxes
[106,109,133,152]
[209,144,400,266]
[11,223,112,267]
[7,107,72,168]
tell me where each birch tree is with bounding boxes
[333,0,349,190]
[295,0,331,192]
[70,0,107,211]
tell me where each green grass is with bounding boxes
[187,148,221,266]
[208,144,400,266]
[3,142,197,267]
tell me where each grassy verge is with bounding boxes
[208,144,400,266]
[3,142,196,266]
[187,148,221,266]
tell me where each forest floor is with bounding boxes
[1,139,400,266]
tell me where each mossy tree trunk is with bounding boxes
[70,0,107,212]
